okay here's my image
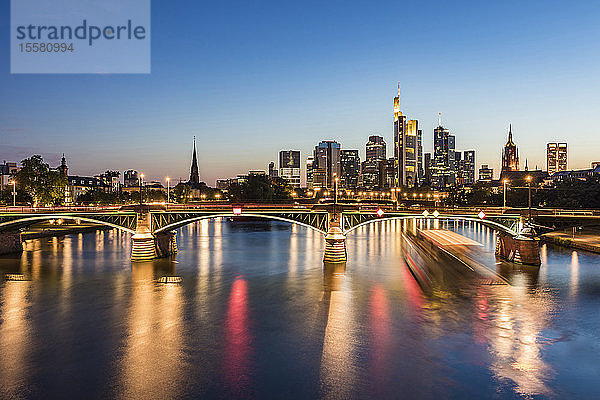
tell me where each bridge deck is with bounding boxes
[419,230,482,247]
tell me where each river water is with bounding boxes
[0,219,599,399]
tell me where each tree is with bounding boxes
[227,174,293,203]
[173,183,191,203]
[0,187,32,205]
[13,155,67,206]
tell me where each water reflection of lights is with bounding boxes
[368,285,392,393]
[569,251,579,297]
[0,280,32,397]
[224,278,252,397]
[477,284,554,397]
[121,263,185,399]
[319,288,356,398]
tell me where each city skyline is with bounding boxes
[1,1,599,184]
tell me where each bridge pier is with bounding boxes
[131,231,177,261]
[130,208,177,262]
[0,231,22,255]
[495,232,540,266]
[323,208,347,264]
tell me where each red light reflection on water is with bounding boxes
[224,278,251,396]
[368,285,391,388]
[400,260,424,311]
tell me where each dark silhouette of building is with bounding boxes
[502,124,519,172]
[189,136,200,185]
[57,154,68,176]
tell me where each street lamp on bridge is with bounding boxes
[139,173,145,205]
[503,179,509,212]
[9,180,16,207]
[526,175,532,224]
[166,177,170,207]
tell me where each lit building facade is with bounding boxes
[366,135,386,161]
[313,141,341,189]
[279,150,301,188]
[546,142,567,175]
[393,84,406,187]
[363,135,387,189]
[431,120,455,189]
[268,161,278,178]
[0,161,19,189]
[478,164,493,182]
[461,150,476,186]
[306,156,314,189]
[340,150,360,189]
[393,85,420,188]
[123,170,139,187]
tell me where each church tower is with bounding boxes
[189,137,200,185]
[501,124,519,172]
[58,154,68,176]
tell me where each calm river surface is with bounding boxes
[0,219,599,399]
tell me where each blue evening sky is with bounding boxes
[1,0,599,185]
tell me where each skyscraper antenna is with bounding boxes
[438,112,442,127]
[397,81,400,98]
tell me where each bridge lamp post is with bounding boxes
[9,180,16,207]
[334,177,339,204]
[503,179,508,211]
[526,175,532,224]
[166,177,170,207]
[139,173,145,205]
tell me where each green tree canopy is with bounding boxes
[13,155,67,206]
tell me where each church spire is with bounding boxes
[58,153,68,176]
[189,136,199,185]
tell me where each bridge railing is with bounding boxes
[0,206,123,213]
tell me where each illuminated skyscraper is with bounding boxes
[417,129,423,184]
[340,150,360,189]
[546,142,567,175]
[478,165,493,182]
[501,125,519,172]
[363,135,386,189]
[313,141,341,189]
[393,84,406,186]
[306,156,314,189]
[431,114,455,189]
[366,135,386,162]
[279,150,301,188]
[461,150,476,186]
[393,84,419,187]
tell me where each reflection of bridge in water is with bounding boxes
[0,204,523,262]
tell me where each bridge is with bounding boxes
[0,204,524,262]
